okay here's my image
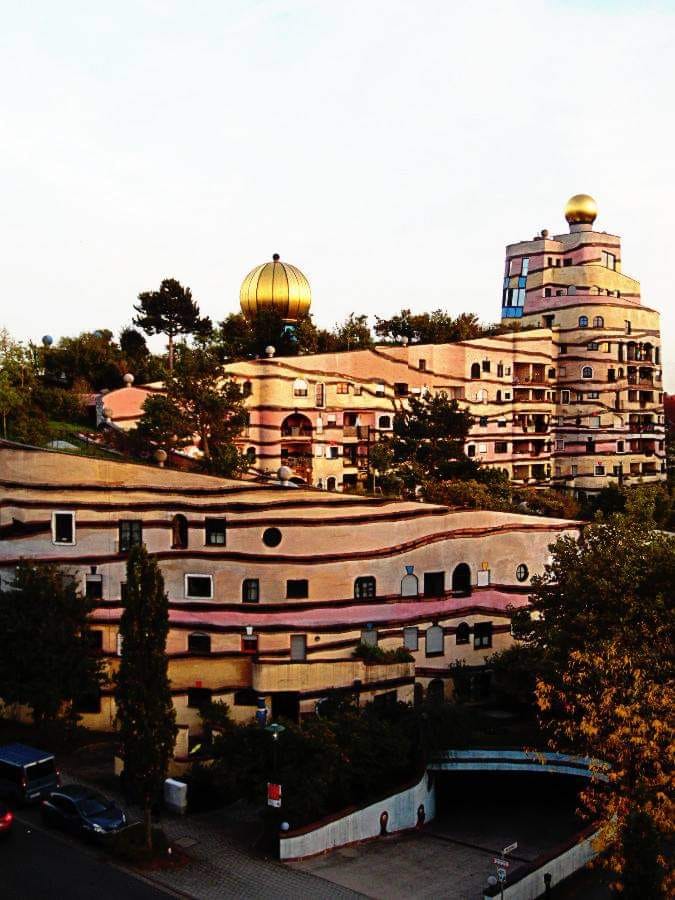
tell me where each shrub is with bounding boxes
[352,643,413,663]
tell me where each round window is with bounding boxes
[516,564,529,582]
[262,527,282,548]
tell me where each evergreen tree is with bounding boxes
[133,278,209,372]
[115,545,177,850]
[0,561,103,726]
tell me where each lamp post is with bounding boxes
[264,722,285,856]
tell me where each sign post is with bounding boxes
[267,782,282,808]
[491,841,517,899]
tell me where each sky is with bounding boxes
[1,0,674,389]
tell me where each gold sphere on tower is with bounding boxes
[239,254,311,322]
[564,194,598,225]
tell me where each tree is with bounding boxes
[331,314,373,351]
[132,393,193,455]
[374,309,492,345]
[133,278,209,372]
[386,390,475,491]
[0,561,103,727]
[44,329,125,391]
[114,545,177,850]
[524,515,675,894]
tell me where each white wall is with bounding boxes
[279,770,435,861]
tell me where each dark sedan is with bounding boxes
[41,785,127,838]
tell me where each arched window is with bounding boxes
[593,316,604,328]
[292,378,308,398]
[496,390,502,403]
[401,571,419,597]
[582,366,593,379]
[425,625,444,657]
[171,514,188,549]
[242,380,253,397]
[470,362,481,379]
[326,477,337,491]
[456,623,470,645]
[427,678,444,703]
[578,316,588,328]
[378,415,391,430]
[452,563,472,596]
[187,632,211,654]
[245,447,256,464]
[354,576,376,600]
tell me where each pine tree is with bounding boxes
[133,278,209,372]
[115,545,177,850]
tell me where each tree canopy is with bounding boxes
[134,278,211,371]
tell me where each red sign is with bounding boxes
[493,858,510,868]
[267,783,282,808]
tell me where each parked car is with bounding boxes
[0,802,14,837]
[41,785,127,838]
[0,744,60,804]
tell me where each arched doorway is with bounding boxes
[452,563,471,596]
[280,413,313,482]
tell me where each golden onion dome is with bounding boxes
[564,193,598,225]
[239,254,311,322]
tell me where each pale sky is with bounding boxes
[1,1,674,389]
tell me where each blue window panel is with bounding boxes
[518,276,527,288]
[502,307,523,318]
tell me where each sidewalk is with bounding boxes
[62,772,365,900]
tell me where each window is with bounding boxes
[336,382,350,395]
[425,625,444,657]
[616,440,624,453]
[85,575,103,601]
[555,439,565,451]
[262,527,282,548]
[293,378,308,397]
[561,390,571,404]
[456,623,470,645]
[378,415,391,429]
[375,383,385,397]
[86,630,103,651]
[401,571,419,597]
[613,464,623,477]
[516,564,529,582]
[242,380,252,397]
[601,250,616,270]
[353,384,363,396]
[187,688,212,710]
[595,464,605,476]
[286,579,308,599]
[403,626,418,651]
[234,689,258,706]
[241,633,259,654]
[360,627,378,647]
[52,512,75,545]
[497,417,507,427]
[354,576,376,600]
[473,622,492,649]
[423,571,445,597]
[482,359,490,373]
[479,416,488,427]
[245,447,256,465]
[470,363,481,379]
[327,446,339,459]
[205,518,226,546]
[587,342,599,351]
[582,366,593,379]
[185,574,213,599]
[188,632,211,654]
[578,316,588,328]
[563,258,572,267]
[242,578,260,603]
[544,288,552,298]
[467,445,476,458]
[118,520,142,552]
[418,359,427,372]
[495,441,508,453]
[625,320,632,335]
[521,257,530,275]
[315,383,325,407]
[593,316,604,328]
[588,391,599,400]
[571,464,578,476]
[290,634,307,661]
[171,514,188,549]
[394,383,409,397]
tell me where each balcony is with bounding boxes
[343,425,371,440]
[252,658,414,694]
[281,427,312,438]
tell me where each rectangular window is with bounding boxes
[85,575,103,601]
[473,622,492,649]
[327,446,339,459]
[403,626,418,651]
[559,366,566,376]
[482,360,490,372]
[616,440,624,453]
[571,464,578,476]
[353,384,363,396]
[563,258,573,267]
[587,342,599,351]
[495,441,508,453]
[241,633,259,654]
[185,574,213,599]
[547,257,553,267]
[521,257,529,275]
[589,416,601,428]
[418,359,427,372]
[479,416,488,427]
[423,571,445,597]
[375,384,385,397]
[595,464,605,476]
[286,579,308,599]
[205,518,226,546]
[118,520,142,552]
[625,321,631,334]
[394,383,409,397]
[555,440,565,451]
[360,628,378,647]
[242,578,260,603]
[602,251,616,270]
[497,363,504,377]
[544,288,552,298]
[588,391,600,400]
[52,511,75,545]
[315,383,325,407]
[290,634,307,661]
[336,382,350,394]
[561,390,571,404]
[187,688,212,710]
[497,417,507,427]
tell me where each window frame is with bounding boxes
[184,573,214,600]
[286,579,309,600]
[52,511,76,546]
[354,576,376,600]
[205,518,227,546]
[473,622,493,650]
[118,519,143,553]
[242,578,260,603]
[187,632,212,654]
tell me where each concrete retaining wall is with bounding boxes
[279,770,435,861]
[484,826,601,900]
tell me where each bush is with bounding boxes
[352,643,413,663]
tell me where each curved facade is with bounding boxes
[0,442,578,751]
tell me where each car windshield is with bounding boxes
[26,760,55,781]
[76,794,111,816]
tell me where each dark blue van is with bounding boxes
[0,744,60,803]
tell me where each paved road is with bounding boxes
[1,814,173,900]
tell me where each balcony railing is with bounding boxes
[281,427,312,438]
